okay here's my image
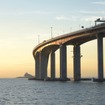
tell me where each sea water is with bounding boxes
[0,78,105,105]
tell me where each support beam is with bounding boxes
[97,33,104,81]
[60,44,67,80]
[73,45,81,81]
[51,52,55,79]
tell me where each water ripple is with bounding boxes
[0,79,105,105]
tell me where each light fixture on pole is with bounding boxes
[38,35,40,44]
[51,27,53,38]
[95,18,105,25]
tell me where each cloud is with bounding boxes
[0,11,50,16]
[15,11,50,15]
[79,10,105,21]
[56,16,100,22]
[55,16,78,21]
[56,16,67,20]
[79,10,105,14]
[83,16,101,21]
[55,15,105,23]
[92,1,105,5]
[56,16,69,20]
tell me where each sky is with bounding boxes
[0,0,105,78]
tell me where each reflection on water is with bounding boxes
[0,78,105,105]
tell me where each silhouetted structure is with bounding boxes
[33,23,105,82]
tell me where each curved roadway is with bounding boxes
[33,23,105,56]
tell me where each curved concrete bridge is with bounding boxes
[33,23,105,81]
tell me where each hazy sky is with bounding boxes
[0,0,105,78]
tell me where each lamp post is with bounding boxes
[38,35,40,44]
[51,27,53,38]
[95,18,105,25]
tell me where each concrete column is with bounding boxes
[73,45,81,81]
[38,52,44,80]
[97,34,104,81]
[60,44,67,80]
[43,53,49,79]
[39,52,49,80]
[35,52,40,79]
[51,52,55,79]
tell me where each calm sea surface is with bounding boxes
[0,78,105,105]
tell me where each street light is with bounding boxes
[51,27,53,38]
[81,26,84,29]
[38,35,40,44]
[95,18,105,25]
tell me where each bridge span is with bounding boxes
[33,23,105,82]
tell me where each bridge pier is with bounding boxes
[38,52,44,80]
[60,45,67,81]
[73,45,81,81]
[35,52,40,79]
[97,33,104,82]
[36,52,49,80]
[51,52,55,80]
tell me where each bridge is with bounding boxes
[33,23,105,82]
